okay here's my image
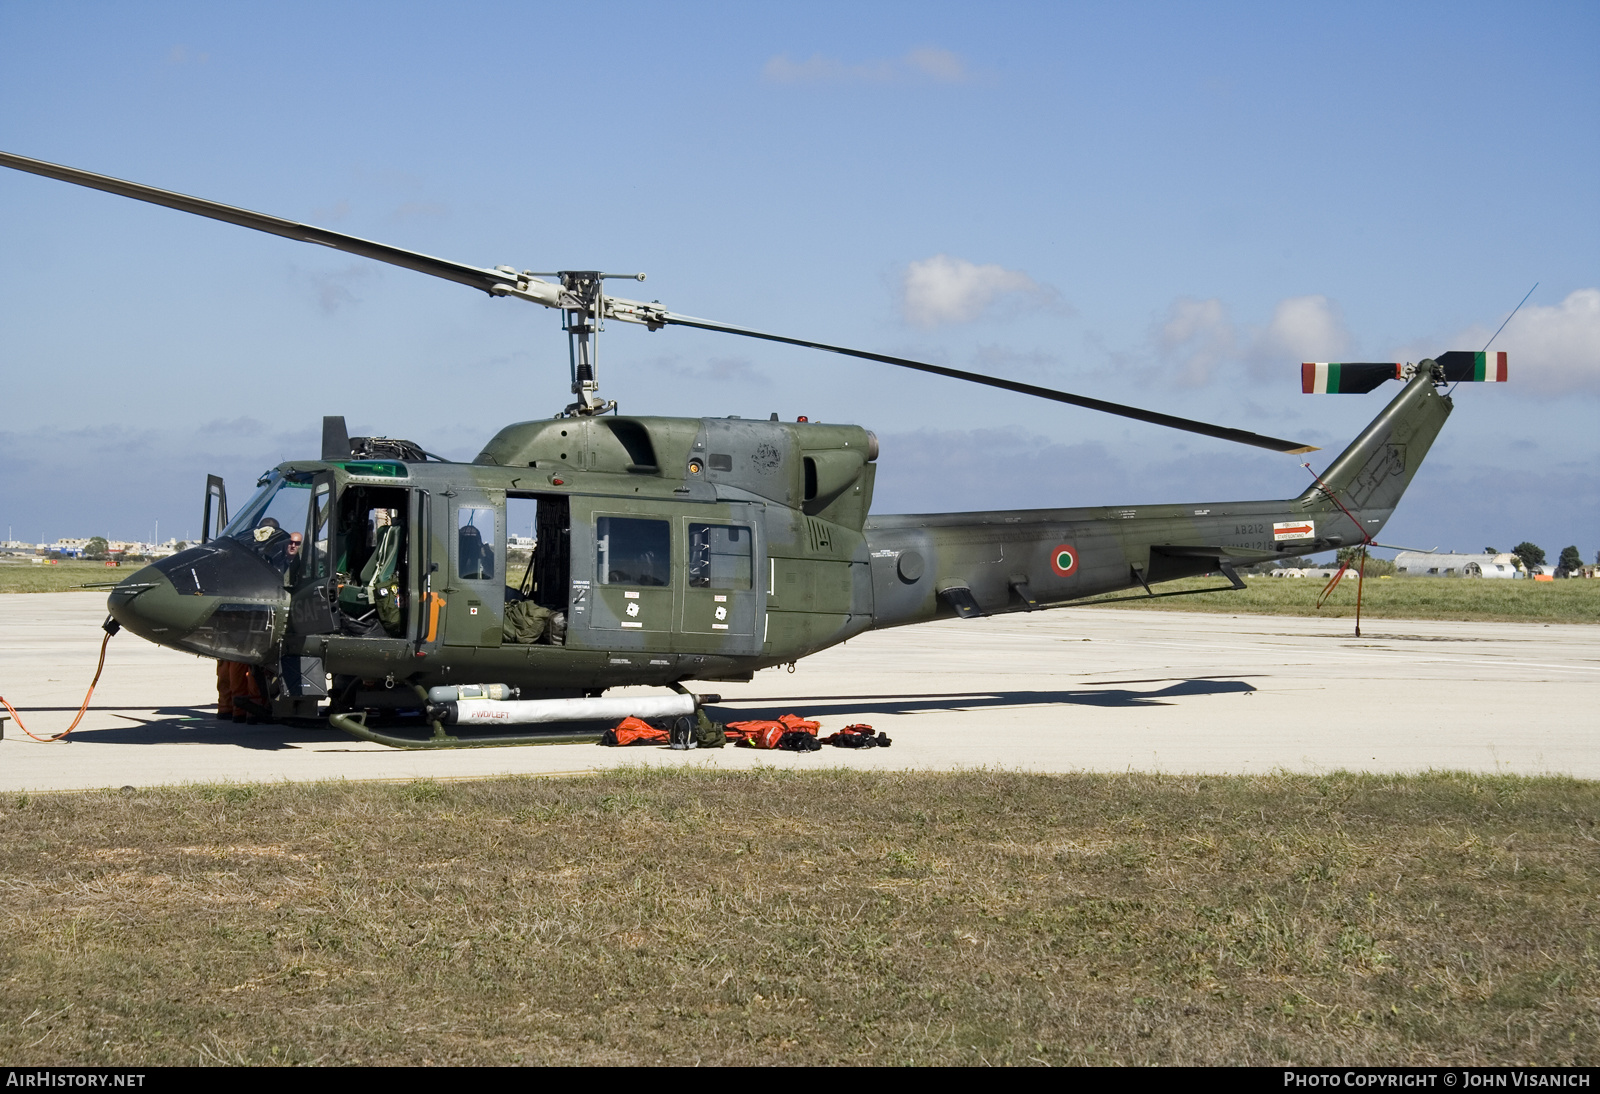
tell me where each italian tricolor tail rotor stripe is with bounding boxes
[1301,362,1403,394]
[1436,351,1509,383]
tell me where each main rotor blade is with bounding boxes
[1,149,1319,454]
[0,150,516,295]
[663,314,1321,454]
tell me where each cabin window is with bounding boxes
[688,523,752,590]
[596,517,669,587]
[457,508,496,581]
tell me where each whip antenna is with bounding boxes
[1484,282,1538,353]
[1447,281,1537,397]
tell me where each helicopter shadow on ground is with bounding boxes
[709,675,1261,722]
[47,707,341,751]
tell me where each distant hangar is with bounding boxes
[1393,552,1523,578]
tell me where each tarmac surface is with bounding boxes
[1,592,1595,792]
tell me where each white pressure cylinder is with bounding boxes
[447,692,696,726]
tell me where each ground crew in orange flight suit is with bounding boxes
[216,659,234,719]
[215,660,265,723]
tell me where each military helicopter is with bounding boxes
[0,151,1508,747]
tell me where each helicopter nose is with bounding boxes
[108,540,289,664]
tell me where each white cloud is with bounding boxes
[1398,288,1600,397]
[663,356,769,386]
[1495,288,1600,396]
[1156,297,1234,387]
[294,263,377,314]
[971,344,1064,379]
[1248,294,1351,375]
[762,46,969,85]
[903,46,967,82]
[901,254,1058,327]
[165,44,209,66]
[1151,293,1353,387]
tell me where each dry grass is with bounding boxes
[0,561,135,594]
[1,770,1596,1065]
[1078,575,1600,625]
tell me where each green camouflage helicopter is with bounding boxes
[0,151,1508,747]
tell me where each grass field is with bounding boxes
[2,770,1595,1066]
[1077,574,1600,625]
[0,560,138,595]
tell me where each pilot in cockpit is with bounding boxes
[252,517,294,571]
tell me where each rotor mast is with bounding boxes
[489,268,659,416]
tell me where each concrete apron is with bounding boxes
[1,592,1595,792]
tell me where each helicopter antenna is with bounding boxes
[1483,282,1537,354]
[1447,281,1536,398]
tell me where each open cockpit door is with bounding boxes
[200,474,228,544]
[289,472,338,635]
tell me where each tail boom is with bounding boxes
[862,365,1453,630]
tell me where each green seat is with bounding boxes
[339,524,401,612]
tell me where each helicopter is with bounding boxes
[0,150,1508,747]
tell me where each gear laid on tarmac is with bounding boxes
[823,724,892,748]
[598,712,884,753]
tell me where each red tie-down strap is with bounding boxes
[1302,464,1374,636]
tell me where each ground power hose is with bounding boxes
[0,617,119,742]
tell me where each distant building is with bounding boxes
[1394,551,1521,578]
[109,540,172,558]
[1268,567,1349,581]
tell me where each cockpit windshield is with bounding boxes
[220,472,314,572]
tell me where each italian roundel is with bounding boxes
[1049,544,1079,577]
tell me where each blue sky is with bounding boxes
[2,1,1596,560]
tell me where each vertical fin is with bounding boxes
[1296,363,1452,516]
[321,416,351,460]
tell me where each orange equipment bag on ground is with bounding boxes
[599,716,670,747]
[726,713,822,750]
